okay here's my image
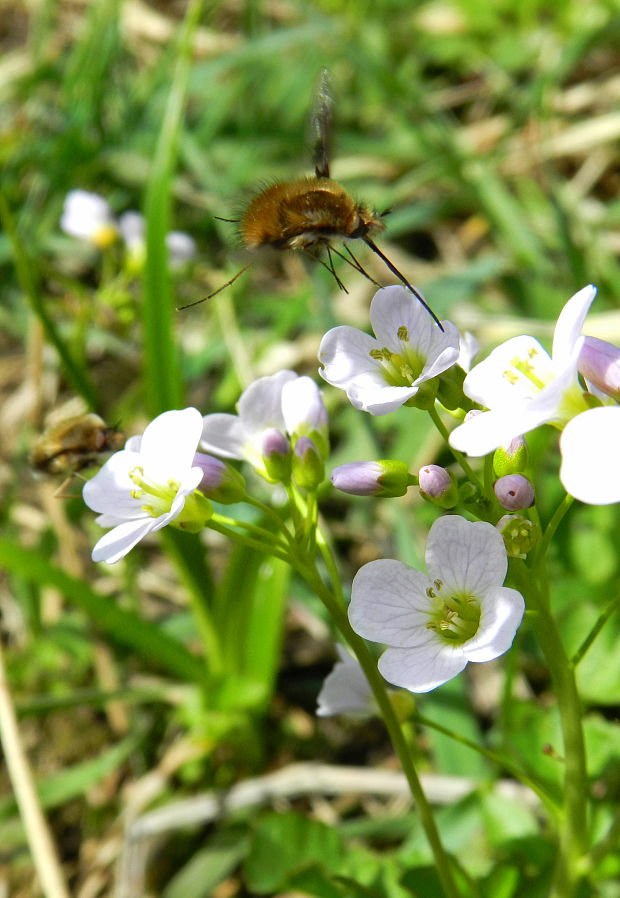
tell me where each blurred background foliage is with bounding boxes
[1,0,620,895]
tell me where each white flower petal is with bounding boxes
[378,644,467,693]
[552,285,597,366]
[318,326,379,386]
[316,646,374,717]
[449,404,548,457]
[281,376,327,437]
[140,408,202,479]
[236,370,297,434]
[349,560,432,647]
[425,516,507,595]
[83,450,144,516]
[369,286,433,348]
[91,517,158,564]
[560,407,620,504]
[463,587,525,661]
[463,336,553,408]
[347,381,418,415]
[118,211,145,249]
[200,413,248,459]
[61,190,115,240]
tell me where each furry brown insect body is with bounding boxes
[31,413,124,475]
[241,177,385,251]
[182,70,441,327]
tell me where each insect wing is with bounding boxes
[312,68,333,179]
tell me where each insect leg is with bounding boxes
[330,244,383,287]
[304,247,349,293]
[177,263,253,310]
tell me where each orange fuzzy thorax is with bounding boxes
[241,177,384,250]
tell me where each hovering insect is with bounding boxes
[182,70,441,328]
[31,413,124,476]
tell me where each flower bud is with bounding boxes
[418,464,458,509]
[497,515,539,559]
[281,377,330,458]
[493,435,528,477]
[578,336,620,400]
[494,474,535,510]
[261,428,291,483]
[331,460,412,498]
[292,436,324,489]
[193,452,246,504]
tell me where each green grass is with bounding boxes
[2,0,620,896]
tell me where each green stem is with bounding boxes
[210,511,290,552]
[296,557,462,898]
[511,560,587,896]
[207,518,291,564]
[413,712,559,814]
[428,406,485,493]
[537,493,574,562]
[572,594,619,667]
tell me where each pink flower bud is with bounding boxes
[193,452,246,504]
[494,474,535,510]
[331,460,411,498]
[292,436,324,489]
[493,435,528,477]
[261,428,291,482]
[578,336,620,400]
[419,464,458,509]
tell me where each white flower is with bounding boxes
[318,286,460,415]
[316,646,376,717]
[118,211,197,269]
[560,407,620,504]
[200,371,328,480]
[449,285,598,456]
[348,516,525,693]
[60,190,118,248]
[83,408,206,564]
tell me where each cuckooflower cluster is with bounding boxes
[200,370,329,485]
[60,190,196,269]
[81,281,620,709]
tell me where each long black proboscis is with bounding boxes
[363,237,444,331]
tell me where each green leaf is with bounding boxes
[244,811,342,893]
[0,540,206,684]
[142,0,204,415]
[162,829,249,898]
[0,734,141,820]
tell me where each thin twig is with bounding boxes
[0,638,71,898]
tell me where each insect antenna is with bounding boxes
[177,263,252,310]
[363,237,444,331]
[312,68,332,179]
[214,216,240,223]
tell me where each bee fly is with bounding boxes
[183,69,441,328]
[31,413,124,477]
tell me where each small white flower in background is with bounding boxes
[316,645,376,718]
[200,371,328,482]
[83,408,206,564]
[60,190,118,249]
[348,516,525,693]
[560,406,620,504]
[457,330,480,372]
[318,286,460,415]
[449,285,598,457]
[118,211,197,269]
[166,230,197,266]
